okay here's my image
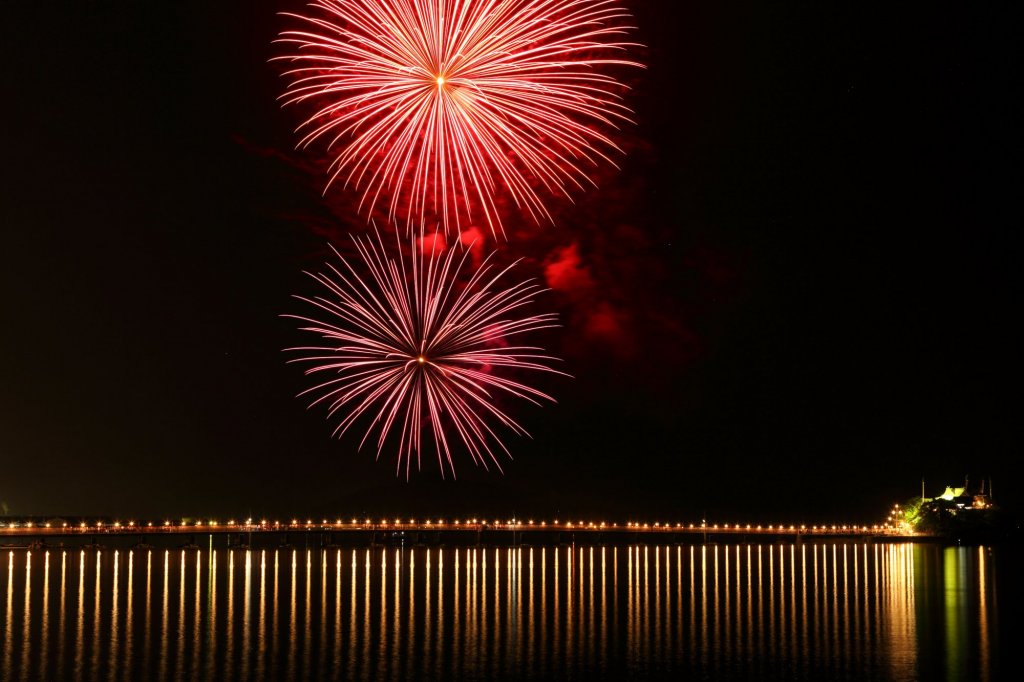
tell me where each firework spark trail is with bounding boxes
[286,232,567,477]
[276,0,642,236]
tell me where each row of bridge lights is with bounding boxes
[8,519,885,533]
[624,522,883,532]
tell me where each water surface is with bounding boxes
[0,542,1006,680]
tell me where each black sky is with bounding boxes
[1,1,1020,523]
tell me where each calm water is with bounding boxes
[0,542,1007,680]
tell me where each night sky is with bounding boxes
[1,1,1019,523]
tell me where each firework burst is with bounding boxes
[276,0,641,236]
[286,232,567,477]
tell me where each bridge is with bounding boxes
[0,517,924,549]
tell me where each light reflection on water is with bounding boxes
[0,542,1003,680]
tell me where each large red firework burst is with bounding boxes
[286,233,566,477]
[276,0,641,236]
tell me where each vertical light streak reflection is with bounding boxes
[688,546,695,662]
[721,544,728,666]
[3,553,12,681]
[425,551,432,675]
[40,552,50,680]
[273,551,280,675]
[767,545,774,661]
[978,547,989,682]
[831,544,839,664]
[76,552,85,680]
[514,548,523,677]
[332,550,340,678]
[711,545,719,675]
[812,544,820,666]
[348,550,357,681]
[192,551,201,681]
[944,547,966,681]
[842,544,850,664]
[612,546,619,650]
[108,548,119,675]
[789,545,797,667]
[655,546,662,663]
[643,546,650,664]
[59,552,67,675]
[852,545,860,665]
[21,552,33,678]
[176,552,185,679]
[288,550,296,674]
[527,549,535,679]
[207,551,218,680]
[860,540,868,663]
[304,551,312,677]
[393,550,401,679]
[801,544,808,678]
[123,552,132,680]
[320,552,327,677]
[626,547,633,663]
[700,546,708,670]
[142,552,151,677]
[756,546,763,666]
[553,548,559,670]
[436,550,444,678]
[227,550,238,677]
[540,548,547,675]
[481,549,489,673]
[749,544,757,667]
[159,552,168,681]
[91,551,101,680]
[377,550,387,679]
[362,550,370,679]
[454,550,462,678]
[565,547,573,670]
[258,551,267,680]
[733,546,741,665]
[242,551,252,680]
[603,548,610,670]
[586,547,593,668]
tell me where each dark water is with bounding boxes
[0,542,1008,680]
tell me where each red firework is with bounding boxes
[276,0,641,236]
[286,233,567,477]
